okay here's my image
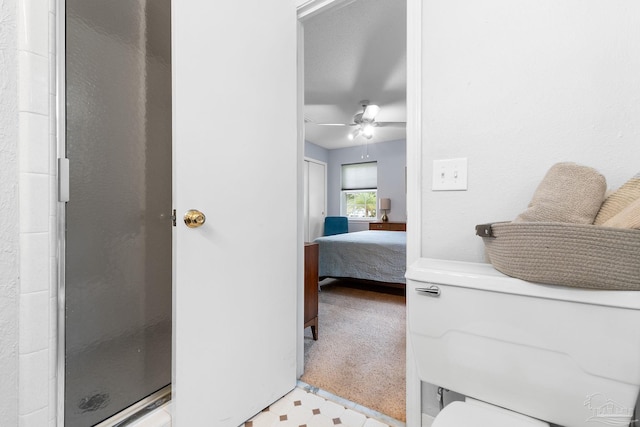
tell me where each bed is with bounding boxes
[314,230,407,285]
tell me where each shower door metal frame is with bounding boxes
[55,0,173,424]
[55,0,67,424]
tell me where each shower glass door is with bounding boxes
[64,0,172,425]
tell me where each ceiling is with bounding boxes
[303,0,407,150]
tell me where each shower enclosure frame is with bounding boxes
[56,1,67,424]
[55,0,173,424]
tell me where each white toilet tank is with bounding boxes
[407,258,640,427]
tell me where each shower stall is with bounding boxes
[62,0,172,425]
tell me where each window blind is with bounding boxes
[341,162,377,190]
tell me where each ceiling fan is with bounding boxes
[308,101,406,140]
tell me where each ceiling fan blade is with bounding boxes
[375,121,406,128]
[309,123,356,127]
[361,104,380,121]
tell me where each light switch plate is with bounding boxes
[432,158,468,191]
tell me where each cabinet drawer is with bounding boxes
[369,222,406,231]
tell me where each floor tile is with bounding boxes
[317,400,347,419]
[245,385,397,427]
[306,413,339,427]
[280,405,314,426]
[124,383,401,427]
[297,389,329,409]
[363,418,390,427]
[340,409,367,427]
[247,409,279,427]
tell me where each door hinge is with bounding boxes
[171,209,177,227]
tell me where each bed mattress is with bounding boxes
[314,230,407,284]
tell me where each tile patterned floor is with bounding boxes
[245,384,402,427]
[127,382,404,427]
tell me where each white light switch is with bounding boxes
[432,158,468,191]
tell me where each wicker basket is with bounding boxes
[476,222,640,290]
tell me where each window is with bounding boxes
[341,162,377,219]
[343,190,377,218]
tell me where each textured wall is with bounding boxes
[0,0,20,424]
[1,0,57,424]
[421,0,640,262]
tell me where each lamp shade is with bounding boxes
[379,198,391,210]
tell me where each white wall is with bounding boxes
[0,1,20,424]
[0,0,57,425]
[419,0,640,417]
[421,0,640,263]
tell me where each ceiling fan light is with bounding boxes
[362,123,374,138]
[361,104,380,121]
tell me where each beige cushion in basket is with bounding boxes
[594,172,640,225]
[514,162,607,224]
[602,197,640,229]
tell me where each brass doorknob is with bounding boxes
[183,209,206,228]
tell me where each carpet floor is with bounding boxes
[301,279,406,422]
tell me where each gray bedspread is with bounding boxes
[314,230,406,284]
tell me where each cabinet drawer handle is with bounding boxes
[416,285,441,297]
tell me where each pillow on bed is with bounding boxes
[594,171,640,225]
[513,162,607,224]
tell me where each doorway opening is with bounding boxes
[298,0,408,422]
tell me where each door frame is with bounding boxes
[295,0,422,425]
[303,157,328,242]
[404,0,423,425]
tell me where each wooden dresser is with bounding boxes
[369,222,406,231]
[304,242,319,340]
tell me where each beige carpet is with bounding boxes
[301,279,406,422]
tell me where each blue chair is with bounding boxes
[324,216,348,236]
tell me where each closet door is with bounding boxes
[304,160,310,241]
[307,160,326,241]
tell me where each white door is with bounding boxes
[173,1,298,426]
[307,160,326,240]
